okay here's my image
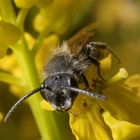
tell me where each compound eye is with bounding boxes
[52,76,58,81]
[52,75,63,81]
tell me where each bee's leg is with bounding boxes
[81,42,105,80]
[81,73,90,88]
[88,56,105,81]
[89,42,120,63]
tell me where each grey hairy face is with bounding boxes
[40,74,78,111]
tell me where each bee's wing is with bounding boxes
[67,23,98,55]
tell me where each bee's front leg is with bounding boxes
[82,42,105,81]
[88,57,105,81]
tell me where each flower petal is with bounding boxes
[0,20,21,46]
[34,0,87,34]
[104,111,140,140]
[69,95,113,140]
[0,20,21,58]
[0,44,7,58]
[40,99,54,111]
[98,75,140,125]
[14,0,37,8]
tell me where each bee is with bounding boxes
[4,23,120,122]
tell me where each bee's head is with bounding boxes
[40,74,78,111]
[43,73,77,89]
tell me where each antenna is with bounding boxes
[65,86,106,100]
[4,87,42,122]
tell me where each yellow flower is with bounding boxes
[69,95,113,140]
[14,0,53,8]
[0,20,21,58]
[34,0,87,35]
[68,57,140,140]
[104,111,140,140]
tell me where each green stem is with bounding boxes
[12,38,62,140]
[0,71,21,86]
[16,9,29,29]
